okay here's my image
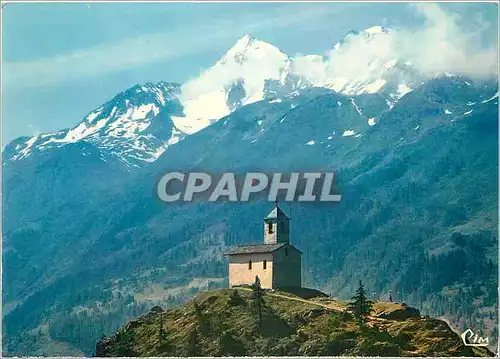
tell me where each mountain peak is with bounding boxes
[173,35,291,135]
[222,34,288,65]
[334,25,390,48]
[235,33,254,46]
[362,25,390,35]
[5,80,183,166]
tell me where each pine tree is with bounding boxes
[159,313,166,343]
[347,280,374,323]
[187,328,199,356]
[158,313,172,354]
[193,300,202,318]
[252,276,264,328]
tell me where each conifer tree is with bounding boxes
[187,328,199,356]
[347,280,374,323]
[252,276,264,327]
[159,312,167,343]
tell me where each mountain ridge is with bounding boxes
[3,81,184,167]
[5,27,435,167]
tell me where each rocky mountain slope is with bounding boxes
[2,28,498,356]
[3,82,184,167]
[95,289,493,357]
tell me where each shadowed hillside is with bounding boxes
[96,289,493,357]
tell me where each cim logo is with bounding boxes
[461,328,489,347]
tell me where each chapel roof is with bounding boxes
[265,205,289,220]
[224,243,302,255]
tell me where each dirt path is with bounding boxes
[236,287,345,312]
[235,288,396,326]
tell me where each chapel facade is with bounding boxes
[224,204,302,289]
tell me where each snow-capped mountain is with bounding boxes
[4,34,308,166]
[333,25,390,51]
[296,25,422,100]
[4,82,185,167]
[3,26,459,167]
[171,34,301,134]
[171,27,423,134]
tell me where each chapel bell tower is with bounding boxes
[263,202,290,244]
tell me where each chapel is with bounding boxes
[224,204,302,289]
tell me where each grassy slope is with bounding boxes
[99,289,493,357]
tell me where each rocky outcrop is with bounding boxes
[377,303,421,320]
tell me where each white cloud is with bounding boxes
[291,55,328,84]
[403,3,497,78]
[294,3,498,84]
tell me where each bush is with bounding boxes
[325,338,356,355]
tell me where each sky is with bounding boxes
[2,2,498,145]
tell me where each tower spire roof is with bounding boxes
[265,201,289,220]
